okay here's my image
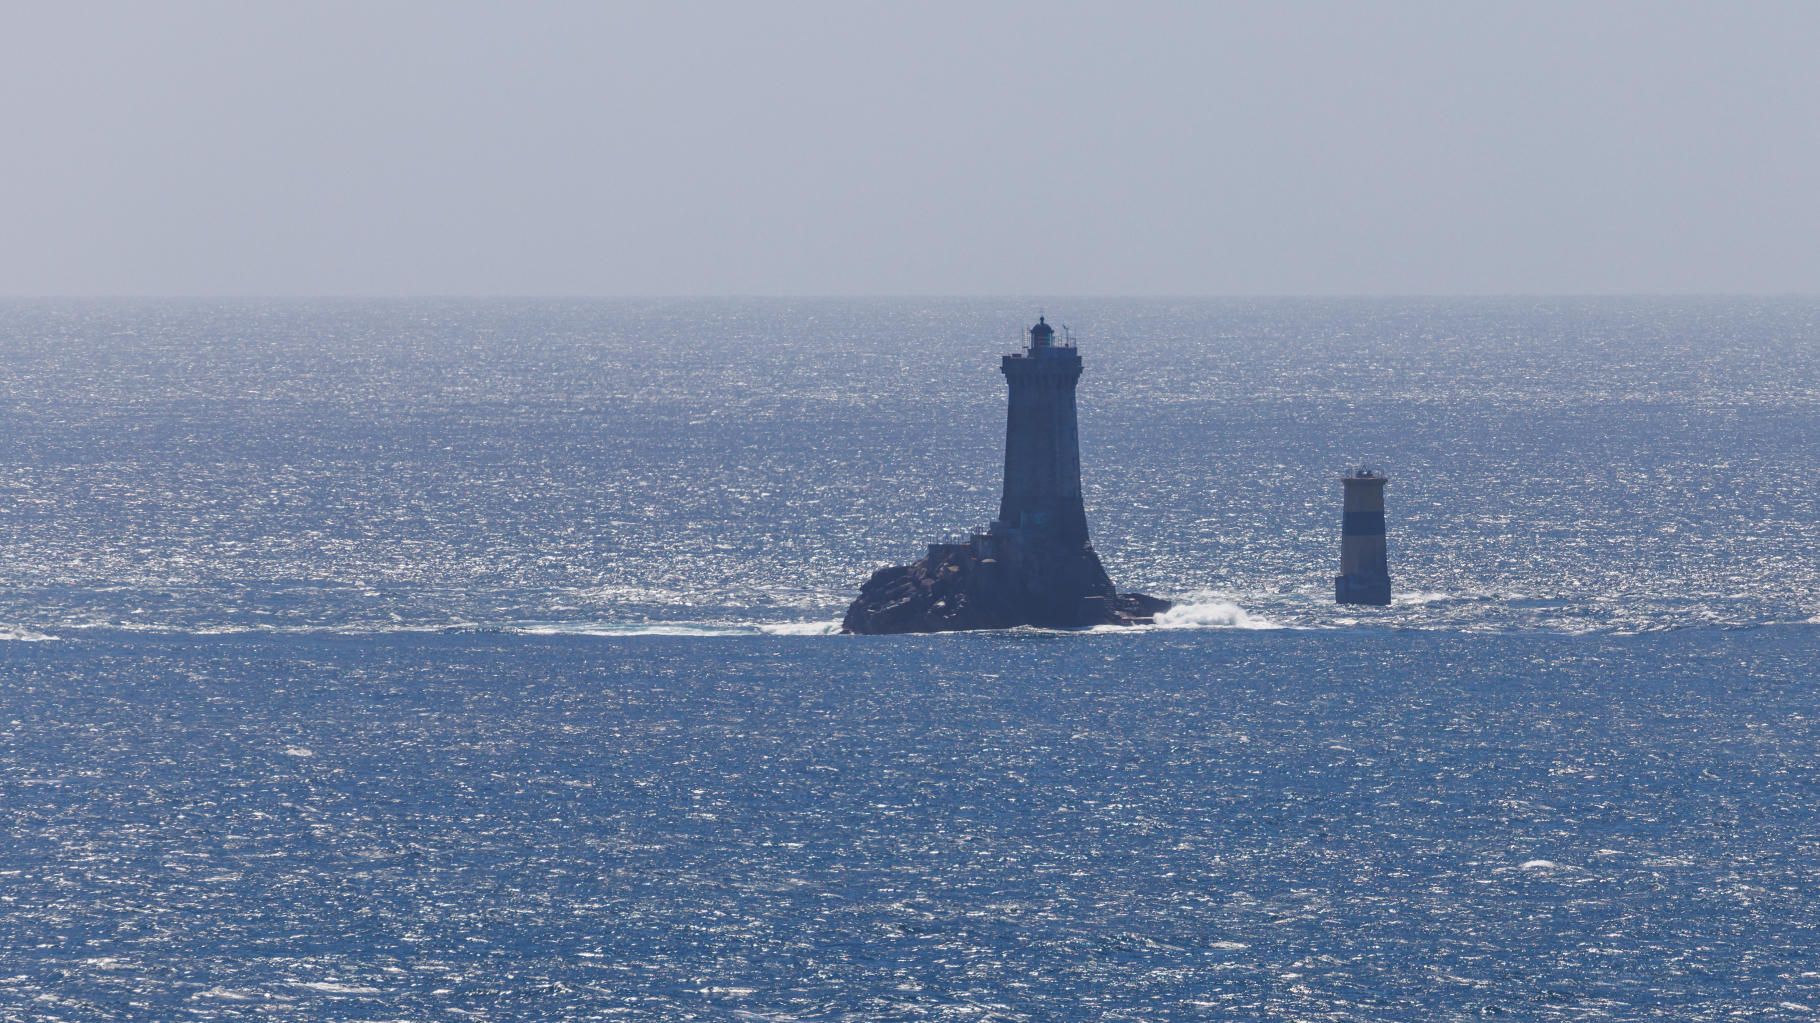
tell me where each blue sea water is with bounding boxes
[2,298,1819,1020]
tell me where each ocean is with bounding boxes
[2,298,1818,1020]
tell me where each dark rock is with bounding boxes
[842,542,1170,635]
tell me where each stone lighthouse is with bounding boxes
[982,316,1120,621]
[997,316,1090,544]
[842,317,1169,633]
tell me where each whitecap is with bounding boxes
[290,981,381,996]
[758,621,843,636]
[0,625,55,642]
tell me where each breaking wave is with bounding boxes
[1154,599,1279,631]
[0,624,56,642]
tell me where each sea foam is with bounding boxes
[1154,599,1277,631]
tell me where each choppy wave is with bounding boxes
[191,622,483,637]
[518,620,842,638]
[11,593,1813,641]
[50,620,484,639]
[1,617,852,641]
[12,593,1819,1020]
[1392,590,1487,607]
[758,621,844,636]
[515,622,754,638]
[8,603,1820,641]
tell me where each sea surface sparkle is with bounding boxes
[2,298,1818,1020]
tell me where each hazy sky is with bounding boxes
[3,2,1815,296]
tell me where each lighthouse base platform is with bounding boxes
[842,526,1170,635]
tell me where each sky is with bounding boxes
[1,1,1815,296]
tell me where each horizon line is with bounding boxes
[1,291,1817,302]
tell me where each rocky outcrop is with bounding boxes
[841,536,1171,635]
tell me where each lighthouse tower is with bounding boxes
[996,316,1090,543]
[979,316,1117,622]
[1335,469,1392,605]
